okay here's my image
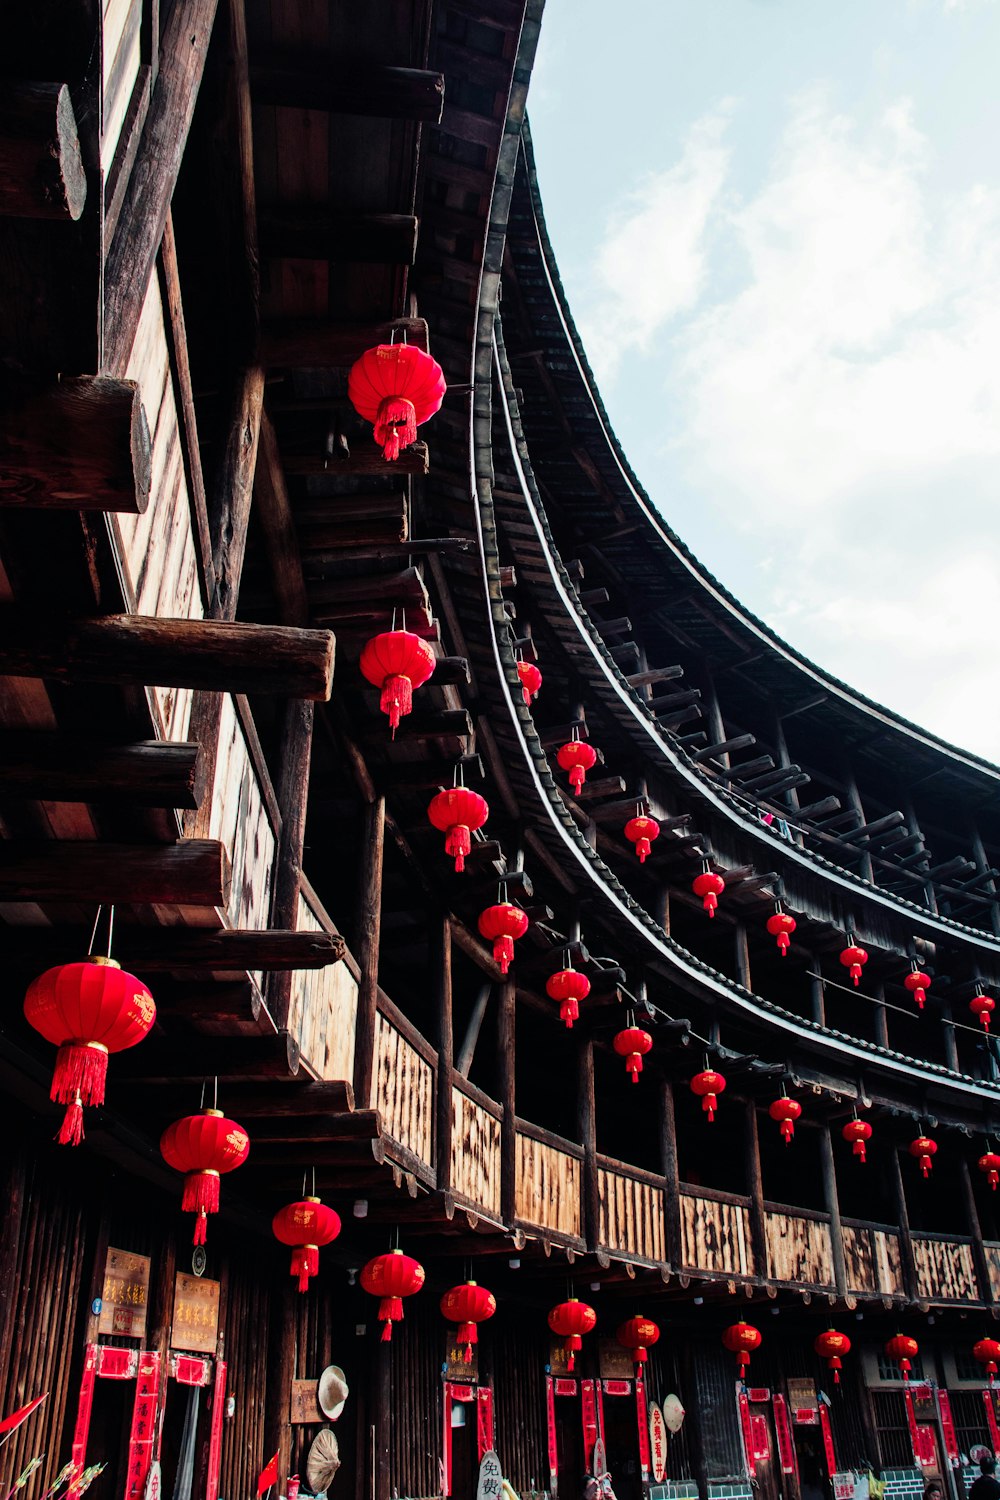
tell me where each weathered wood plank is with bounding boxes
[0,82,87,220]
[0,376,150,512]
[0,838,230,905]
[0,733,203,808]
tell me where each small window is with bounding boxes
[876,1352,926,1382]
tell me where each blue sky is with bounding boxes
[528,0,1000,762]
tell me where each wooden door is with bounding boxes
[747,1400,781,1500]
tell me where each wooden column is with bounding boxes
[352,795,385,1110]
[263,1283,295,1492]
[372,1340,391,1500]
[577,1038,600,1252]
[659,1079,682,1270]
[734,922,751,989]
[147,1231,177,1446]
[455,981,492,1078]
[744,1099,769,1280]
[0,1151,26,1388]
[435,914,454,1194]
[211,364,265,620]
[873,981,890,1051]
[940,1002,961,1074]
[819,1124,848,1296]
[810,963,826,1027]
[267,699,314,1031]
[888,1147,918,1301]
[653,884,670,935]
[499,979,517,1227]
[958,1156,994,1305]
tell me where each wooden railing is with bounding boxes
[288,878,357,1081]
[842,1221,905,1297]
[985,1242,1000,1300]
[597,1158,666,1264]
[680,1186,754,1277]
[451,1079,502,1219]
[912,1233,978,1301]
[371,998,436,1172]
[764,1203,834,1287]
[514,1121,584,1243]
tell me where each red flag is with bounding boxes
[0,1394,48,1436]
[256,1454,279,1496]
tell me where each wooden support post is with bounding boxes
[267,700,314,1031]
[264,1283,295,1494]
[734,922,751,990]
[0,376,151,512]
[353,796,385,1110]
[819,1124,848,1296]
[653,885,670,935]
[211,365,265,620]
[435,915,454,1193]
[261,317,429,369]
[147,1228,177,1443]
[0,1151,26,1391]
[0,734,204,808]
[888,1147,918,1301]
[455,982,492,1079]
[659,1079,682,1269]
[254,412,309,626]
[0,82,87,220]
[577,1038,600,1252]
[810,968,826,1027]
[249,61,444,121]
[0,838,229,905]
[958,1156,994,1304]
[0,610,336,699]
[940,1001,961,1074]
[744,1100,769,1280]
[499,979,516,1227]
[873,981,890,1051]
[373,1339,391,1500]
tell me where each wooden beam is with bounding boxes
[0,734,204,808]
[0,610,335,699]
[0,376,151,513]
[211,365,265,619]
[627,666,684,690]
[258,211,418,265]
[118,1031,300,1082]
[249,60,444,121]
[0,839,230,905]
[0,81,86,220]
[1,927,343,972]
[353,796,385,1109]
[283,441,429,477]
[261,317,429,369]
[267,699,314,1030]
[253,411,309,626]
[188,1080,355,1117]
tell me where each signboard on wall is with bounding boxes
[171,1274,220,1355]
[648,1403,668,1483]
[598,1339,635,1381]
[99,1248,151,1340]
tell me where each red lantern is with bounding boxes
[691,1069,726,1122]
[617,1316,660,1369]
[971,994,996,1033]
[904,969,931,1011]
[427,787,489,873]
[272,1197,342,1293]
[973,1338,1000,1385]
[360,630,436,737]
[360,1250,425,1341]
[517,661,542,706]
[979,1152,1000,1191]
[477,903,529,975]
[909,1135,937,1178]
[692,871,725,917]
[440,1281,496,1363]
[24,958,156,1146]
[722,1322,762,1376]
[556,741,597,794]
[884,1334,918,1379]
[548,1299,596,1372]
[625,815,660,864]
[160,1109,250,1244]
[347,343,446,461]
[614,1026,653,1083]
[839,943,868,986]
[842,1118,872,1163]
[546,967,590,1029]
[814,1329,851,1385]
[769,1096,802,1145]
[766,912,796,957]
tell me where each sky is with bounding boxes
[527,0,1000,765]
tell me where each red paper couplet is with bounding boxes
[635,1372,651,1482]
[126,1352,162,1500]
[818,1403,836,1477]
[546,1376,559,1489]
[582,1381,599,1465]
[737,1393,757,1478]
[443,1386,454,1499]
[68,1344,99,1498]
[984,1389,1000,1458]
[904,1389,927,1467]
[772,1395,798,1479]
[937,1391,959,1467]
[205,1360,227,1500]
[477,1389,494,1463]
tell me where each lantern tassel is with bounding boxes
[990,1169,999,1191]
[777,933,790,957]
[854,1140,867,1164]
[290,1247,319,1294]
[635,839,651,864]
[704,893,718,917]
[445,826,471,873]
[566,1335,582,1372]
[56,1092,85,1147]
[560,999,578,1029]
[628,1055,642,1083]
[703,1095,717,1122]
[493,936,514,975]
[51,1041,109,1108]
[373,397,417,462]
[182,1169,221,1243]
[380,675,413,737]
[378,1296,403,1340]
[570,766,586,794]
[458,1323,477,1361]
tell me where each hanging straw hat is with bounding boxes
[306,1430,340,1494]
[317,1366,349,1422]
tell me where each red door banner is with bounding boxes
[68,1344,99,1497]
[983,1389,1000,1457]
[937,1392,959,1467]
[554,1379,576,1398]
[737,1393,756,1479]
[817,1403,836,1477]
[443,1386,453,1498]
[772,1395,798,1479]
[602,1381,630,1397]
[126,1352,162,1500]
[750,1416,770,1462]
[595,1380,605,1447]
[635,1372,650,1482]
[582,1381,599,1465]
[903,1389,923,1467]
[546,1377,558,1489]
[649,1403,668,1484]
[477,1389,494,1463]
[205,1360,227,1500]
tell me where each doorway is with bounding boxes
[554,1388,583,1500]
[600,1391,641,1500]
[792,1425,831,1500]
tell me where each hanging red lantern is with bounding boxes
[903,969,931,1011]
[547,1299,596,1372]
[884,1334,918,1379]
[625,815,660,864]
[360,1250,425,1341]
[722,1322,762,1376]
[842,1118,872,1163]
[440,1282,496,1364]
[517,661,542,706]
[971,994,996,1033]
[909,1135,937,1178]
[691,1069,726,1122]
[616,1316,660,1369]
[614,1026,653,1083]
[839,943,868,986]
[692,870,725,917]
[477,903,529,975]
[160,1109,250,1244]
[272,1197,342,1294]
[359,630,436,737]
[347,343,446,461]
[766,912,796,957]
[24,958,156,1146]
[427,787,489,873]
[979,1152,1000,1191]
[769,1096,802,1145]
[556,741,597,794]
[814,1329,851,1385]
[546,967,591,1029]
[973,1338,1000,1385]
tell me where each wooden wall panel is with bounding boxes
[764,1210,834,1287]
[912,1236,978,1301]
[207,696,277,930]
[514,1132,582,1240]
[680,1193,753,1276]
[985,1242,1000,1300]
[102,0,142,169]
[288,894,357,1082]
[219,1248,271,1500]
[872,1229,905,1297]
[450,1088,501,1217]
[372,1013,434,1167]
[597,1164,666,1263]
